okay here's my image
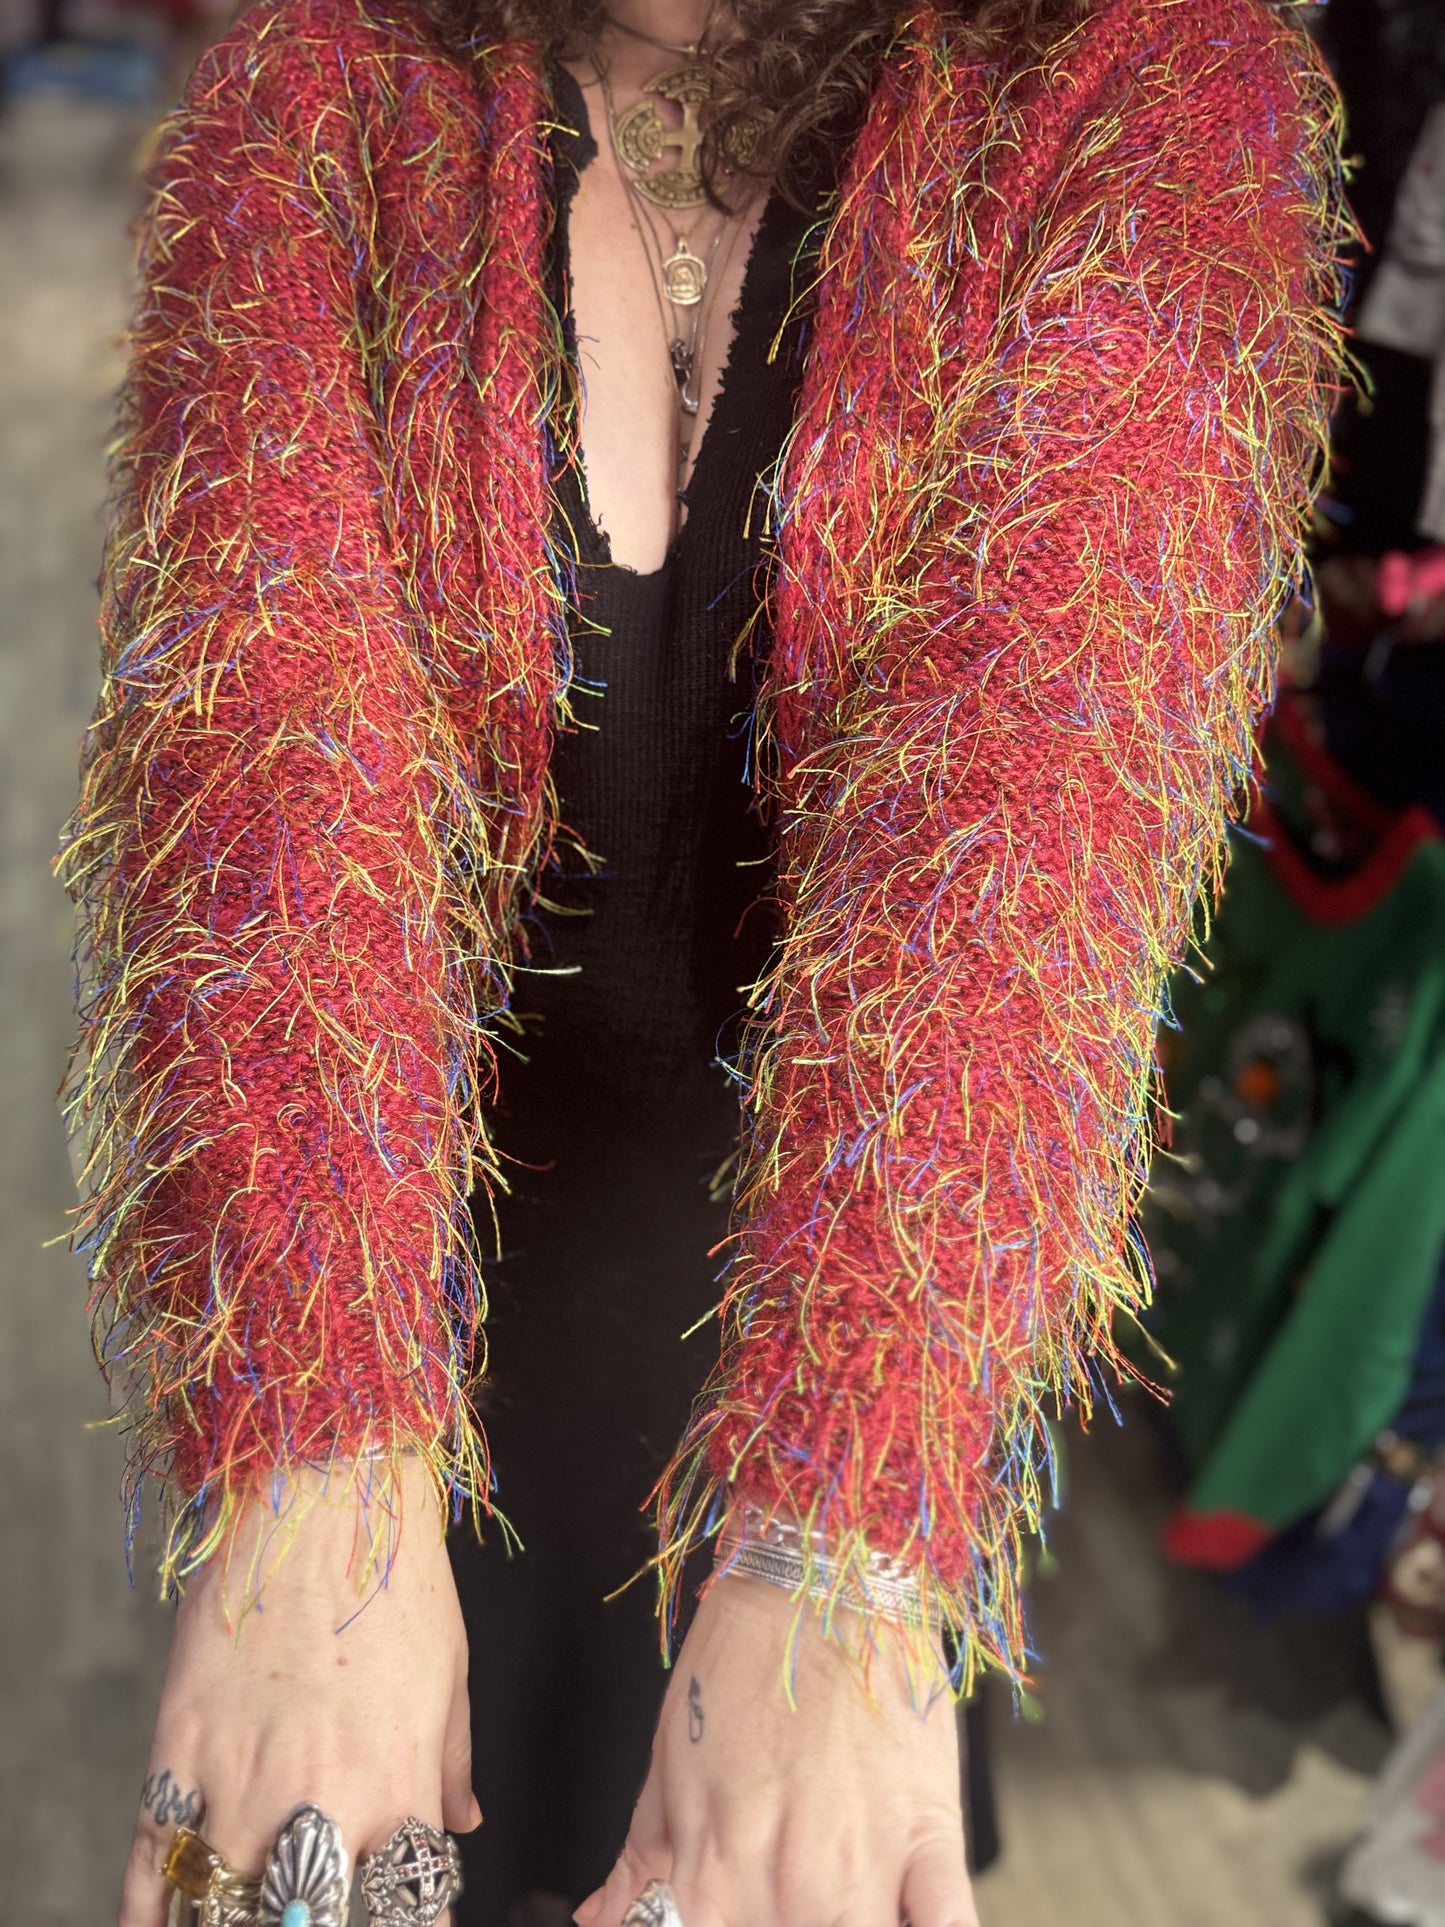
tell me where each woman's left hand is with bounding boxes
[575,1570,979,1927]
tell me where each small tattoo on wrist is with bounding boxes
[687,1674,705,1743]
[141,1767,200,1828]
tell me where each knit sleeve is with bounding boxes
[57,12,491,1591]
[653,0,1354,1686]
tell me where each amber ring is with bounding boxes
[161,1827,261,1927]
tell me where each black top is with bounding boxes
[500,58,827,1135]
[449,74,1000,1922]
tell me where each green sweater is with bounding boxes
[1143,721,1445,1566]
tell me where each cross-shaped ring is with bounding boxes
[358,1818,463,1926]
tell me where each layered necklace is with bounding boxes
[587,7,762,490]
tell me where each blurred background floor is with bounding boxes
[0,78,179,1927]
[976,1410,1397,1927]
[0,73,1411,1927]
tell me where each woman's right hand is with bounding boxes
[120,1457,480,1926]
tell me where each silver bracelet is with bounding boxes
[713,1501,942,1631]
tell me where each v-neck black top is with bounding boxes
[455,78,831,1895]
[450,71,998,1920]
[498,58,828,1131]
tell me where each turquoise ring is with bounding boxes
[256,1805,350,1927]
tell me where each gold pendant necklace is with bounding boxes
[661,236,707,305]
[594,55,731,314]
[590,51,749,484]
[613,62,713,209]
[605,53,762,213]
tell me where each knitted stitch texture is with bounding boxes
[57,0,1351,1683]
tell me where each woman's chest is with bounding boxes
[551,54,785,575]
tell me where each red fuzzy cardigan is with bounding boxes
[60,0,1349,1680]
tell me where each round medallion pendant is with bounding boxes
[611,62,765,210]
[615,63,712,209]
[662,240,706,306]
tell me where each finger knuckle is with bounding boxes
[126,1813,168,1863]
[775,1867,834,1927]
[617,1838,662,1887]
[902,1804,966,1852]
[670,1891,728,1927]
[773,1827,855,1908]
[157,1698,208,1754]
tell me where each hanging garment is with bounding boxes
[1218,1256,1445,1621]
[1143,702,1445,1569]
[1357,98,1445,543]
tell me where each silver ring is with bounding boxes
[620,1879,685,1927]
[358,1816,463,1926]
[257,1804,350,1927]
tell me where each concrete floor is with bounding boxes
[0,77,1404,1927]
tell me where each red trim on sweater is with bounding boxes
[1254,698,1440,927]
[1162,1506,1274,1571]
[1252,794,1439,926]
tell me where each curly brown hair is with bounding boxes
[412,0,1087,207]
